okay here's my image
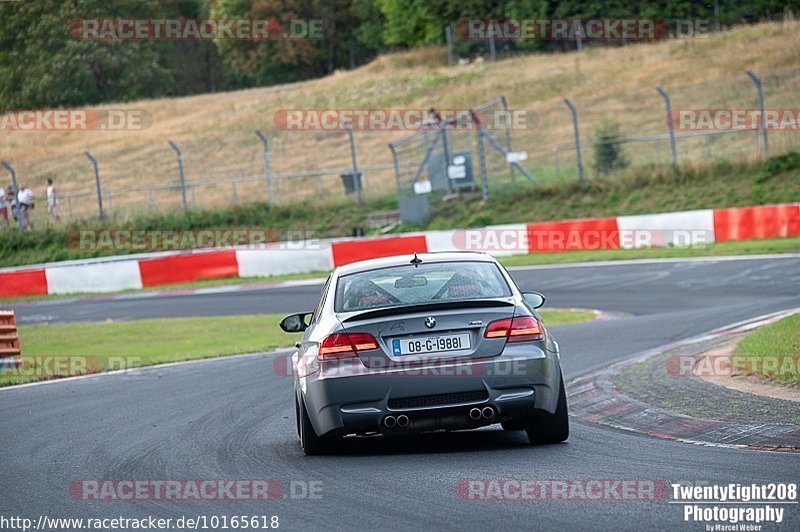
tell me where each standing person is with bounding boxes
[46,178,60,220]
[17,184,34,230]
[0,186,8,226]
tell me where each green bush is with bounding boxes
[593,120,629,175]
[764,151,800,175]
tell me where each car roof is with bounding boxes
[334,251,496,276]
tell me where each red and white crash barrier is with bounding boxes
[1,203,798,297]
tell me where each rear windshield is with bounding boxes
[335,261,512,313]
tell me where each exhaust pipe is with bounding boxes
[397,415,409,427]
[469,408,482,420]
[383,415,397,428]
[481,406,496,419]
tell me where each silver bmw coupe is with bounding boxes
[280,252,568,455]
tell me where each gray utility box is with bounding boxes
[340,171,363,195]
[399,194,430,225]
[427,150,474,191]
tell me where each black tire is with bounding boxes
[298,397,338,456]
[525,373,569,444]
[294,392,301,437]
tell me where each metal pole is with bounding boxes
[475,127,489,201]
[500,95,515,184]
[563,99,584,183]
[341,121,361,202]
[1,161,24,232]
[488,34,496,61]
[656,87,678,166]
[746,70,769,157]
[168,140,188,212]
[445,25,453,66]
[439,121,454,194]
[83,152,104,220]
[255,129,273,205]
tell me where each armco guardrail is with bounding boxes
[0,203,797,297]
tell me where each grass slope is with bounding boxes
[0,21,798,218]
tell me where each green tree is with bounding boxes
[0,0,175,109]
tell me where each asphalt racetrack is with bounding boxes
[3,256,800,530]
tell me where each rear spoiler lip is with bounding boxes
[338,298,515,323]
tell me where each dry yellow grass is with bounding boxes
[2,21,799,218]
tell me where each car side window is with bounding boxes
[310,276,332,324]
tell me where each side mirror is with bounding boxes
[522,291,546,309]
[280,312,312,333]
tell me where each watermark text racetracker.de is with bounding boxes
[667,354,800,379]
[273,108,536,131]
[671,109,800,131]
[0,355,146,383]
[69,229,321,251]
[68,479,322,501]
[455,18,721,41]
[450,227,713,252]
[0,110,152,131]
[70,18,324,40]
[456,479,669,501]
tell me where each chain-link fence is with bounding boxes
[2,66,798,228]
[387,97,540,222]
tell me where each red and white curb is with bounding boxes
[567,309,800,452]
[1,203,797,298]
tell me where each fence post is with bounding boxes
[445,25,454,66]
[563,98,584,184]
[488,34,496,61]
[746,70,769,158]
[656,86,678,166]
[0,161,24,232]
[254,129,273,205]
[341,121,362,203]
[438,120,455,195]
[389,144,402,194]
[500,95,516,184]
[83,152,104,220]
[168,140,188,212]
[475,126,489,201]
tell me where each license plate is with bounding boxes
[392,333,471,355]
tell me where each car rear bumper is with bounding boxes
[299,347,562,437]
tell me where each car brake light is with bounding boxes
[318,333,379,360]
[484,318,512,338]
[484,316,543,342]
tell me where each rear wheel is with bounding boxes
[298,397,338,456]
[294,392,301,437]
[525,373,569,444]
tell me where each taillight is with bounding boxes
[318,333,379,361]
[484,316,543,342]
